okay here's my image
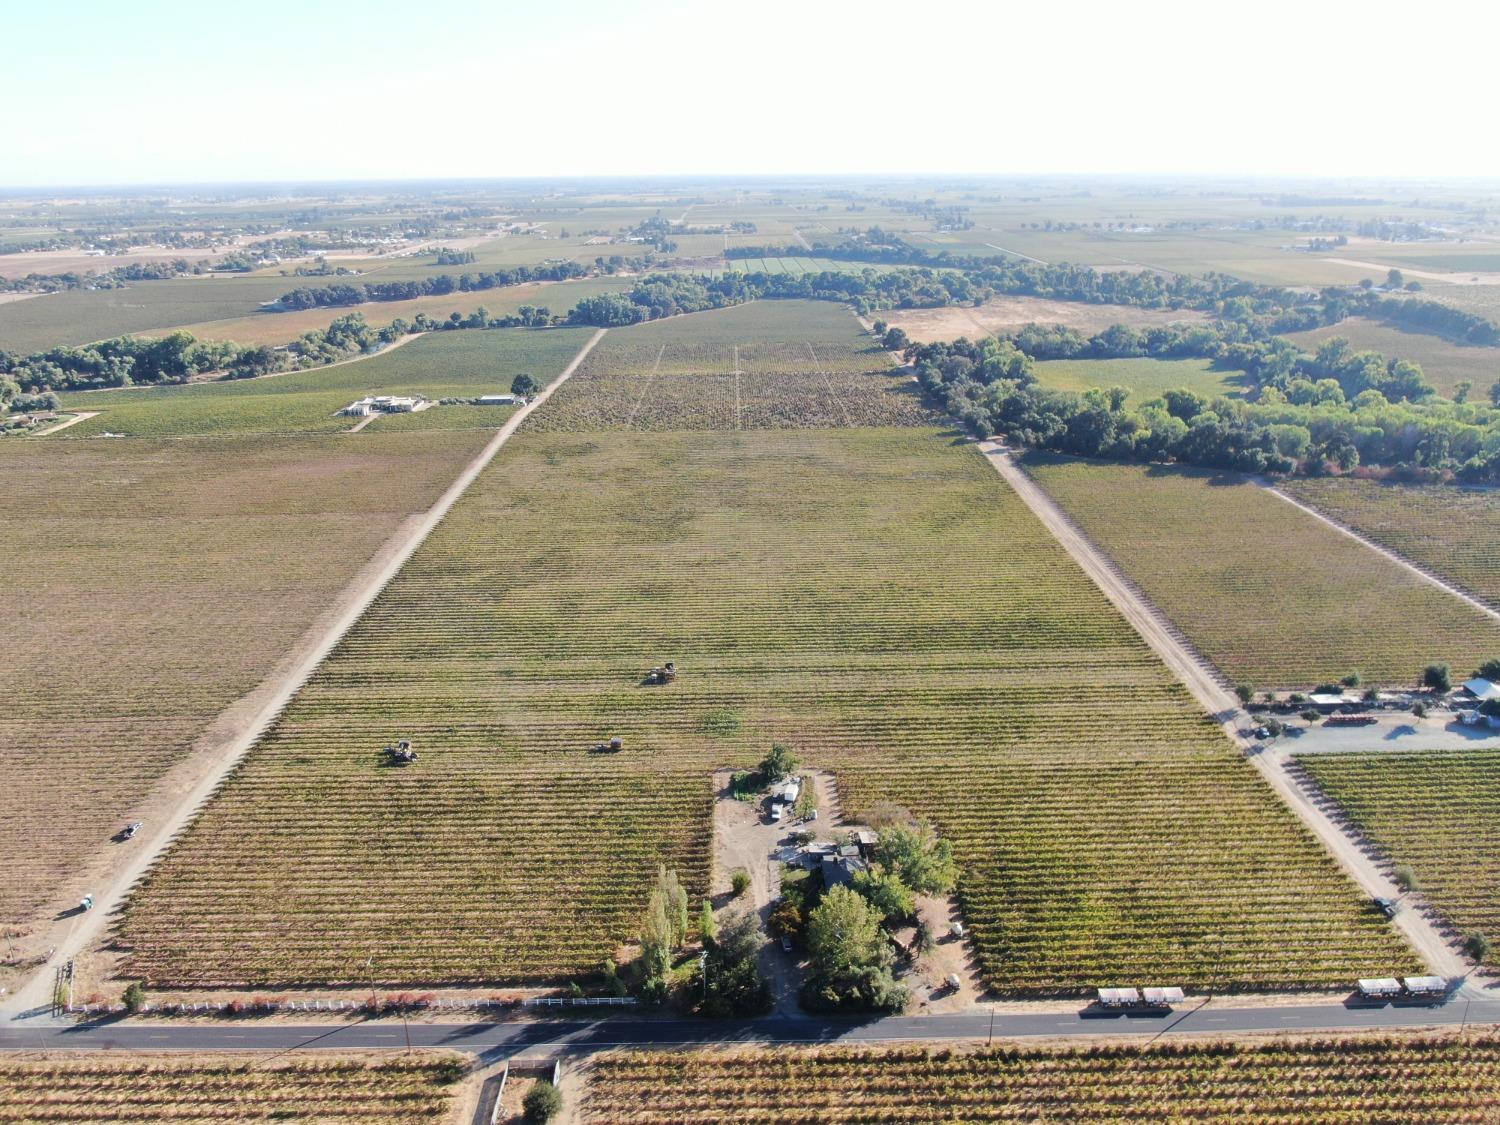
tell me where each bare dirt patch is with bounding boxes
[881,296,1208,343]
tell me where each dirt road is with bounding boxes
[1259,480,1500,621]
[28,411,98,436]
[2,328,607,1024]
[976,441,1470,985]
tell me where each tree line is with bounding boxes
[274,261,589,310]
[897,328,1500,482]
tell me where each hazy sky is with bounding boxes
[5,0,1498,186]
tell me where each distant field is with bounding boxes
[877,294,1209,344]
[52,326,591,437]
[0,1055,460,1121]
[160,275,634,347]
[0,431,492,941]
[1283,316,1500,398]
[1420,282,1500,325]
[0,275,342,353]
[119,429,1409,992]
[531,301,934,431]
[725,256,867,275]
[1023,456,1500,687]
[944,227,1377,287]
[1032,356,1245,400]
[1298,751,1500,952]
[1280,477,1500,610]
[581,1034,1500,1123]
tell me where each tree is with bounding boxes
[1341,671,1362,688]
[1422,663,1452,692]
[698,899,716,944]
[730,869,751,897]
[1491,382,1500,408]
[699,908,770,1017]
[1394,864,1419,893]
[1463,932,1490,964]
[758,743,797,784]
[881,326,908,351]
[641,866,687,979]
[511,372,538,396]
[1477,659,1500,681]
[871,822,957,896]
[122,982,146,1014]
[852,868,915,924]
[523,1082,563,1123]
[1454,381,1472,404]
[1386,268,1405,290]
[807,886,890,978]
[1234,683,1254,704]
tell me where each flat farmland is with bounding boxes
[119,429,1410,992]
[0,1055,460,1122]
[530,301,935,431]
[0,431,492,942]
[876,294,1210,344]
[580,1034,1500,1124]
[1280,478,1500,610]
[53,326,592,437]
[1032,356,1246,400]
[1282,316,1500,399]
[1022,456,1500,687]
[1297,751,1500,951]
[158,275,634,347]
[0,276,340,353]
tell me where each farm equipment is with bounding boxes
[384,739,417,765]
[79,894,94,912]
[121,821,143,840]
[645,661,678,685]
[592,736,625,753]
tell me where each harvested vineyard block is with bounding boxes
[120,430,1413,992]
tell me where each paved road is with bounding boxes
[4,1001,1499,1056]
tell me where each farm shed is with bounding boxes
[477,394,522,406]
[1461,677,1500,703]
[772,777,802,806]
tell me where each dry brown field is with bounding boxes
[878,295,1209,343]
[0,431,491,953]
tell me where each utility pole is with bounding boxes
[987,1006,994,1046]
[365,954,378,1018]
[700,950,709,1007]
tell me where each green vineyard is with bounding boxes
[1297,749,1500,950]
[1023,455,1500,687]
[118,426,1413,991]
[581,1034,1500,1123]
[1281,477,1500,611]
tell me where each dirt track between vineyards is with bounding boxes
[1,329,608,1024]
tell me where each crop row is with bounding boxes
[0,1057,458,1122]
[119,430,1414,991]
[1295,749,1500,946]
[528,302,929,432]
[1023,455,1500,687]
[0,431,492,934]
[580,1035,1500,1123]
[1280,477,1500,612]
